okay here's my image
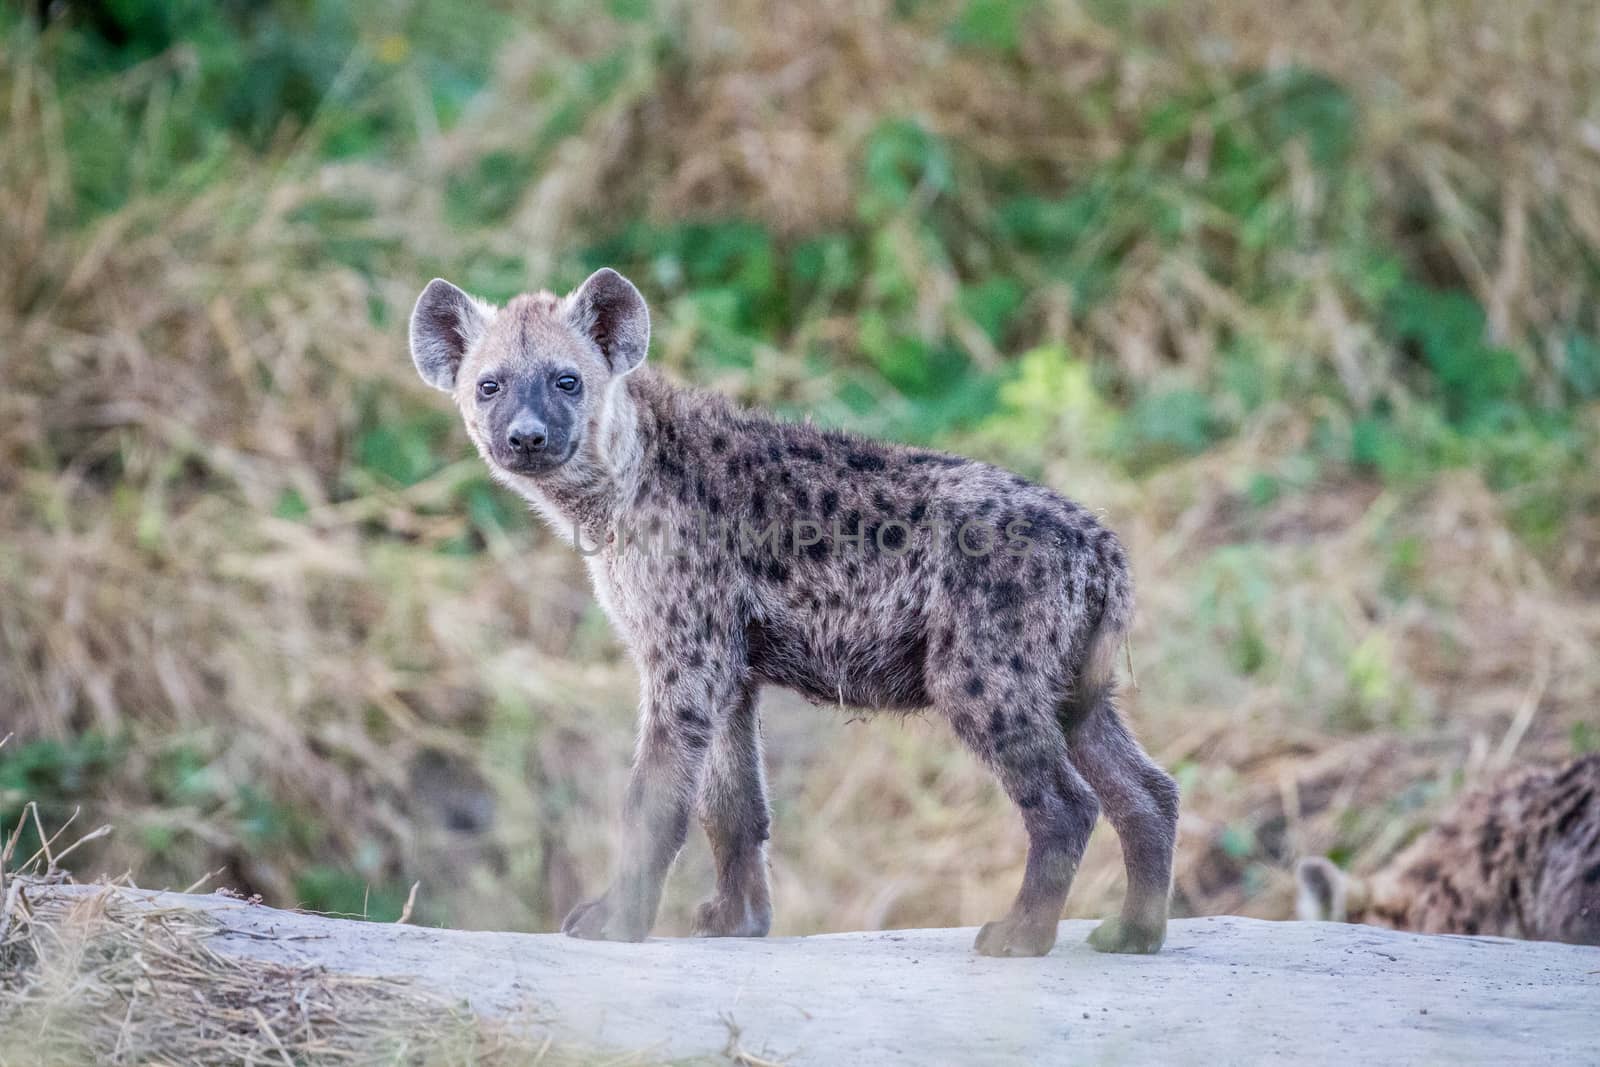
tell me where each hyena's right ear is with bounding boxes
[409,278,493,392]
[565,268,650,375]
[1295,856,1349,922]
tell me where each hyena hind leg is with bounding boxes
[1065,695,1179,954]
[692,683,773,937]
[946,701,1100,958]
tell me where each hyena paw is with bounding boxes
[691,895,772,938]
[560,892,650,942]
[1086,916,1166,954]
[974,915,1058,957]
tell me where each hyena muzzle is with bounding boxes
[408,268,1179,956]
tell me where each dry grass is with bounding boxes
[2,883,503,1066]
[0,821,674,1067]
[1,0,1597,943]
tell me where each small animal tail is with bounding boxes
[1060,533,1134,733]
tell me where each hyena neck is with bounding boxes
[501,370,666,545]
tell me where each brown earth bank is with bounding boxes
[8,882,1597,1066]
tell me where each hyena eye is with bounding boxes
[477,379,500,399]
[555,374,580,393]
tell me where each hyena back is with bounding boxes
[1298,753,1600,945]
[409,268,1179,956]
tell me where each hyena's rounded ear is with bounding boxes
[1295,856,1349,922]
[410,278,492,392]
[566,268,649,375]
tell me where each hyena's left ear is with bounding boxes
[566,268,650,375]
[1295,857,1349,922]
[410,278,492,392]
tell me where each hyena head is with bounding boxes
[407,268,649,479]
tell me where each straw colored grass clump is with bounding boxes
[0,805,673,1067]
[0,875,668,1067]
[2,880,485,1066]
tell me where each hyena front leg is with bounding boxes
[692,681,773,937]
[562,666,730,941]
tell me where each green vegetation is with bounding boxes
[3,0,1597,930]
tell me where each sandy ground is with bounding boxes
[37,885,1600,1065]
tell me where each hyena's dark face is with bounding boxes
[467,328,596,476]
[408,269,651,479]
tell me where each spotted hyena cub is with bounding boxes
[408,269,1179,956]
[1298,754,1600,945]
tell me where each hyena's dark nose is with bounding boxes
[507,415,548,454]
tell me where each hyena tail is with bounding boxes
[1059,539,1134,733]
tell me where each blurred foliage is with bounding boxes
[16,0,1594,474]
[0,735,122,866]
[19,0,506,216]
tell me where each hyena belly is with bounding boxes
[744,610,932,710]
[738,509,941,710]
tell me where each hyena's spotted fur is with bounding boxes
[409,269,1179,956]
[1298,754,1600,945]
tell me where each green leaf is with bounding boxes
[959,275,1025,344]
[948,0,1037,53]
[355,412,453,488]
[862,120,953,220]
